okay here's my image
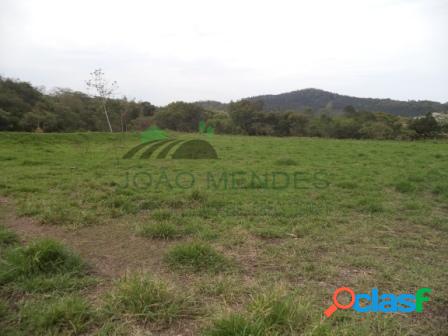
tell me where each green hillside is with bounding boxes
[197,88,447,116]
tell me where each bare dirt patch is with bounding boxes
[0,197,169,279]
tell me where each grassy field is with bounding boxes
[0,132,447,335]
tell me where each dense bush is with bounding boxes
[154,101,205,132]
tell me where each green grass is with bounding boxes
[204,291,405,336]
[20,295,94,335]
[203,315,265,336]
[136,221,181,239]
[0,231,96,335]
[274,158,299,166]
[0,226,19,249]
[104,274,193,325]
[0,237,93,315]
[393,180,416,193]
[0,132,447,335]
[248,292,312,334]
[203,291,312,336]
[0,239,84,283]
[166,242,229,272]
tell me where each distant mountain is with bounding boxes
[196,89,447,117]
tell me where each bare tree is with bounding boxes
[86,69,118,132]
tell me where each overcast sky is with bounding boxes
[1,0,447,105]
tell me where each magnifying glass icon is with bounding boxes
[324,287,355,317]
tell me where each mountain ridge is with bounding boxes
[196,88,447,116]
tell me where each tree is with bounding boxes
[287,112,310,136]
[331,117,362,139]
[409,113,441,138]
[228,100,263,135]
[0,108,16,130]
[359,122,394,139]
[86,69,118,132]
[140,101,156,117]
[155,102,205,132]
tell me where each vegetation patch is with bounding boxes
[104,274,192,325]
[251,226,287,239]
[166,242,229,272]
[16,273,96,293]
[20,296,94,335]
[203,291,312,336]
[274,158,298,166]
[135,222,181,240]
[0,239,85,286]
[151,209,173,221]
[189,190,207,202]
[432,184,448,197]
[203,314,264,336]
[0,132,447,334]
[0,226,19,249]
[394,181,416,193]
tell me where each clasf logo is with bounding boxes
[324,287,431,317]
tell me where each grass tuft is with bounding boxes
[394,181,416,193]
[166,242,229,272]
[274,158,298,166]
[17,273,96,293]
[0,298,9,320]
[104,274,191,325]
[0,239,84,283]
[0,226,19,249]
[136,222,180,239]
[249,292,312,334]
[151,209,172,221]
[203,314,264,336]
[203,291,312,336]
[189,190,207,202]
[432,184,448,197]
[20,295,93,335]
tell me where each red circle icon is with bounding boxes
[332,287,355,309]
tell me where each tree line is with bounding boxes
[0,76,445,140]
[0,76,156,132]
[158,100,445,140]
